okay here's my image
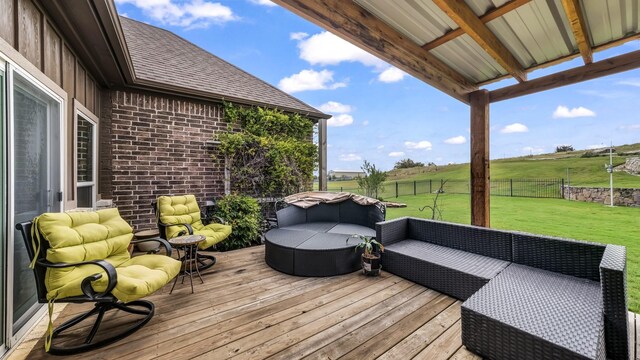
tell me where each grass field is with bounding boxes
[385,194,640,312]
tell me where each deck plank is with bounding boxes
[269,289,442,359]
[413,320,463,360]
[19,246,478,360]
[332,294,456,360]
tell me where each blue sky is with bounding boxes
[115,0,640,171]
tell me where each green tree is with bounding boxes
[393,158,425,169]
[356,160,387,199]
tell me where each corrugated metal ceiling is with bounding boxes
[353,0,639,85]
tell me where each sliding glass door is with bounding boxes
[9,68,61,335]
[0,60,5,353]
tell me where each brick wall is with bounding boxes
[103,89,231,230]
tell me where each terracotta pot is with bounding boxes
[361,252,381,276]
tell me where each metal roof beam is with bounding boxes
[561,0,593,64]
[271,0,478,103]
[433,0,527,83]
[423,0,531,51]
[489,49,640,102]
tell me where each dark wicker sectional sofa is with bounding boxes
[377,217,629,360]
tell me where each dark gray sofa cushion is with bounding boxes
[264,229,316,275]
[512,233,606,281]
[306,203,340,223]
[462,264,605,360]
[408,218,512,261]
[276,205,307,228]
[328,223,375,237]
[338,200,384,228]
[280,222,338,233]
[382,240,510,300]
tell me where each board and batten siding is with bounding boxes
[0,0,104,208]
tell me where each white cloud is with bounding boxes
[376,145,385,150]
[116,0,237,28]
[317,101,352,114]
[617,78,640,87]
[500,123,529,134]
[327,114,354,127]
[522,146,544,154]
[444,136,466,145]
[294,31,385,69]
[339,153,361,161]
[378,67,405,83]
[587,144,606,150]
[552,105,596,119]
[289,32,309,41]
[249,0,276,6]
[388,151,405,157]
[278,69,347,93]
[404,140,433,150]
[361,120,369,126]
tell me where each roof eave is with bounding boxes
[129,79,331,120]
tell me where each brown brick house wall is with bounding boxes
[101,89,231,230]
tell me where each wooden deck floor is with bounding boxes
[19,245,482,360]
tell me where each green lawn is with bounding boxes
[326,155,639,191]
[385,194,640,312]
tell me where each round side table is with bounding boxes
[134,229,161,253]
[169,235,206,294]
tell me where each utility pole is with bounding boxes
[608,142,614,207]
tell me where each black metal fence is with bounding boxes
[330,178,565,199]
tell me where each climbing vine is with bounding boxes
[216,102,318,196]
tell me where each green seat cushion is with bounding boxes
[195,223,232,249]
[110,255,180,303]
[158,195,231,249]
[36,208,180,302]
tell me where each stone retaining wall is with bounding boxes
[562,186,640,206]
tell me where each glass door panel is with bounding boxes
[11,71,61,333]
[0,61,6,349]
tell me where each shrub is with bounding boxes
[556,145,574,152]
[393,158,425,169]
[581,151,598,158]
[215,194,262,251]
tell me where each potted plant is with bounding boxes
[351,234,384,276]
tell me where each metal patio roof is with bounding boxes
[274,0,640,102]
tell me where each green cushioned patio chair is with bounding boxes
[15,208,181,355]
[155,195,232,271]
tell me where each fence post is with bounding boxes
[340,187,343,192]
[510,179,513,197]
[395,182,399,198]
[413,181,416,195]
[429,179,432,193]
[561,178,564,198]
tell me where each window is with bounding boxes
[76,113,96,208]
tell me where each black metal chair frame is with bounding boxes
[15,221,173,356]
[152,199,223,272]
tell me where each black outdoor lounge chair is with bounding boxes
[16,209,180,355]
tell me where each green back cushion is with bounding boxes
[36,208,133,299]
[158,195,204,239]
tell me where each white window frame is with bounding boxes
[74,100,98,209]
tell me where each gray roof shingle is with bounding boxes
[119,17,327,118]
